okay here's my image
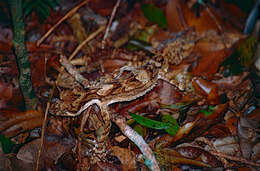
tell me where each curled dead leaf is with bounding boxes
[192,78,219,105]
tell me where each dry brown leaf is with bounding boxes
[204,123,232,138]
[210,136,240,156]
[3,117,43,138]
[192,49,230,79]
[166,0,224,34]
[159,80,182,105]
[182,3,223,34]
[192,78,219,105]
[0,80,13,109]
[112,146,136,170]
[30,54,46,89]
[17,138,41,164]
[0,146,12,171]
[225,117,238,136]
[0,110,42,135]
[166,0,185,32]
[0,41,12,53]
[176,146,222,167]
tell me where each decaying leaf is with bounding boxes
[0,0,258,170]
[0,110,43,138]
[112,146,136,170]
[141,4,167,29]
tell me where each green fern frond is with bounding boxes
[23,0,60,22]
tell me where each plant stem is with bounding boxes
[8,0,37,110]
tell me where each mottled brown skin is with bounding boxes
[49,31,197,163]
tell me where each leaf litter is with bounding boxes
[0,0,260,170]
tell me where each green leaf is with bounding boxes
[165,124,179,136]
[220,36,256,77]
[23,0,36,10]
[130,113,171,130]
[220,52,245,76]
[37,2,50,22]
[237,36,257,68]
[23,0,36,16]
[208,105,214,110]
[23,0,60,21]
[0,134,15,154]
[200,109,213,115]
[133,125,146,137]
[136,25,158,43]
[162,114,179,136]
[24,4,34,16]
[130,113,179,136]
[38,0,50,15]
[161,114,177,125]
[55,0,60,5]
[44,0,56,9]
[199,105,215,116]
[141,4,167,28]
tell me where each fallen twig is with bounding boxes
[196,137,260,168]
[68,25,105,61]
[102,0,121,48]
[35,86,55,171]
[112,114,160,171]
[56,26,105,85]
[58,26,105,89]
[196,137,229,168]
[210,151,260,167]
[36,0,89,46]
[199,2,222,32]
[60,54,90,88]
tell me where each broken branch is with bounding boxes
[112,114,160,171]
[37,0,89,46]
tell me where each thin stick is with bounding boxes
[210,151,260,167]
[36,0,89,46]
[35,25,104,170]
[101,0,121,48]
[35,86,55,171]
[196,137,260,167]
[196,137,229,168]
[60,54,90,88]
[68,25,105,61]
[55,26,105,85]
[112,115,160,171]
[200,2,222,32]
